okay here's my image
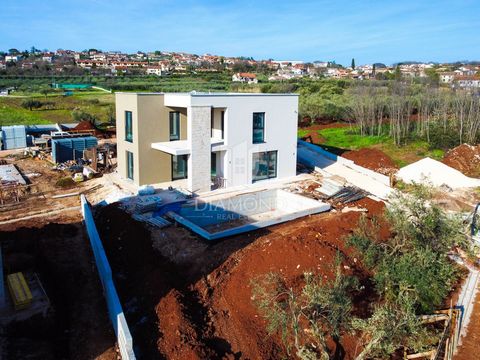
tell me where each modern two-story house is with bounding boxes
[115,92,299,193]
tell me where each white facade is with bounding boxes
[5,55,20,62]
[439,73,455,84]
[116,92,298,192]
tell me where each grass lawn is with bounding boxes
[299,126,445,167]
[0,92,114,126]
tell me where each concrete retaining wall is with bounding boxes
[81,195,135,360]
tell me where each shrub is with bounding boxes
[21,99,43,110]
[251,255,357,359]
[55,176,75,188]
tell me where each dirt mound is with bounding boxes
[443,144,480,178]
[95,197,388,359]
[342,148,398,176]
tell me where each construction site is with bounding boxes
[0,118,478,360]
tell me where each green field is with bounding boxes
[0,91,114,126]
[299,126,445,167]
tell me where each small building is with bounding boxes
[5,55,21,62]
[455,76,480,89]
[439,72,455,84]
[146,66,165,76]
[232,72,258,84]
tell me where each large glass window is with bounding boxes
[253,112,265,143]
[172,155,188,180]
[126,151,134,180]
[125,111,133,142]
[252,151,277,182]
[169,112,180,141]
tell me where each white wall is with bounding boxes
[191,94,298,187]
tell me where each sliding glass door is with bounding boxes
[252,150,277,182]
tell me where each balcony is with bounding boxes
[151,138,224,155]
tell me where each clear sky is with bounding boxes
[1,0,479,65]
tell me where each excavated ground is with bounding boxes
[0,222,116,359]
[342,148,398,176]
[443,144,480,178]
[95,197,389,359]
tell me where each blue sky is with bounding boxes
[1,0,479,65]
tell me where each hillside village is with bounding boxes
[1,48,480,89]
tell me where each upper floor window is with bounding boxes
[125,111,133,142]
[169,112,180,141]
[253,112,265,144]
[221,111,225,139]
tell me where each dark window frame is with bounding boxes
[169,111,180,141]
[125,111,133,142]
[221,110,225,139]
[171,154,188,181]
[252,112,265,144]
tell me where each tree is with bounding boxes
[21,99,42,111]
[40,87,53,99]
[352,292,434,360]
[394,65,402,81]
[71,109,98,124]
[351,58,355,70]
[251,255,357,359]
[348,184,466,312]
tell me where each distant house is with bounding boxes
[232,72,258,84]
[146,66,165,76]
[455,76,480,89]
[5,55,21,62]
[439,72,455,84]
[42,56,53,63]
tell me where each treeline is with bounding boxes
[287,80,480,147]
[348,83,480,147]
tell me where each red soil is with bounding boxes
[443,144,480,178]
[342,148,398,176]
[96,197,388,359]
[455,289,480,360]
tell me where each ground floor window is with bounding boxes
[126,151,134,180]
[252,150,277,182]
[211,153,217,177]
[172,155,188,180]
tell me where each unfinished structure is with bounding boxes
[115,92,299,192]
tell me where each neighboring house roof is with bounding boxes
[237,72,257,78]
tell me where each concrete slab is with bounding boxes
[297,140,392,200]
[167,188,331,240]
[0,164,26,185]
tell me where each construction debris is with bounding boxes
[0,164,27,186]
[327,186,368,204]
[134,195,163,213]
